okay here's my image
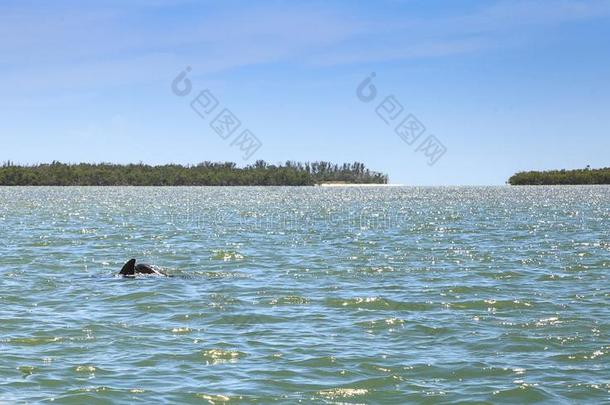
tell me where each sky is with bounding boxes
[1,0,609,185]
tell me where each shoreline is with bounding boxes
[508,167,610,185]
[0,160,388,187]
[316,183,404,187]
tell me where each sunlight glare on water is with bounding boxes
[0,186,609,403]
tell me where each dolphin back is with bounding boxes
[136,263,168,276]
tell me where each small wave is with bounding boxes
[492,384,556,402]
[194,393,234,403]
[449,299,533,310]
[412,324,453,335]
[292,356,337,367]
[325,297,433,311]
[355,317,406,331]
[17,365,37,376]
[356,266,395,275]
[201,349,246,365]
[210,313,286,325]
[6,336,63,346]
[74,365,97,373]
[211,250,244,261]
[171,327,192,334]
[109,270,250,280]
[551,347,607,362]
[268,296,310,305]
[55,386,147,402]
[317,388,369,400]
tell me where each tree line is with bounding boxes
[508,167,610,185]
[0,160,388,186]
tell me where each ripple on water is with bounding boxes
[268,296,310,305]
[317,387,369,400]
[201,349,246,365]
[325,297,434,311]
[6,336,64,346]
[0,186,609,402]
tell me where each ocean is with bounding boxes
[0,186,608,403]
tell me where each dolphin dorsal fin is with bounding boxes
[119,259,136,276]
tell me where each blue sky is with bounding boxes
[1,0,609,185]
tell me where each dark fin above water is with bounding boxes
[119,259,136,276]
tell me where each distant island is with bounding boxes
[509,167,610,185]
[0,161,388,186]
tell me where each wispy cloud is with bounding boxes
[0,2,364,95]
[307,38,489,66]
[2,0,610,95]
[307,0,610,66]
[465,0,610,29]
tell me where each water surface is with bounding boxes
[0,186,608,403]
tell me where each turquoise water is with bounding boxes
[0,186,608,403]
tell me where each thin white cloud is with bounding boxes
[2,0,610,95]
[0,2,365,94]
[307,38,490,66]
[305,0,610,66]
[469,0,610,28]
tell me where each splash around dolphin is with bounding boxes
[118,259,169,278]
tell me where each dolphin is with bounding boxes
[118,259,168,277]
